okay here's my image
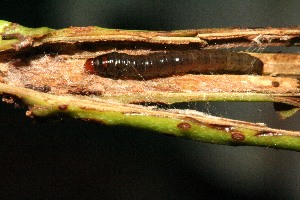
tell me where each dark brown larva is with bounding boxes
[84,50,263,80]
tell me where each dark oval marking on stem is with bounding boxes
[58,104,68,111]
[177,122,192,130]
[231,131,245,141]
[85,50,263,80]
[271,81,280,87]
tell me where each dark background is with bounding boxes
[0,1,299,199]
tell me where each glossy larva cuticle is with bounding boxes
[84,50,263,80]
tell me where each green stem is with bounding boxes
[1,83,299,151]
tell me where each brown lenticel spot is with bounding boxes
[58,104,68,110]
[231,132,245,141]
[177,122,192,130]
[271,81,280,87]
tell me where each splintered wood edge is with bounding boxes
[1,22,300,51]
[251,53,300,78]
[43,26,300,46]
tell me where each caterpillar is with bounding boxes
[84,50,263,80]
